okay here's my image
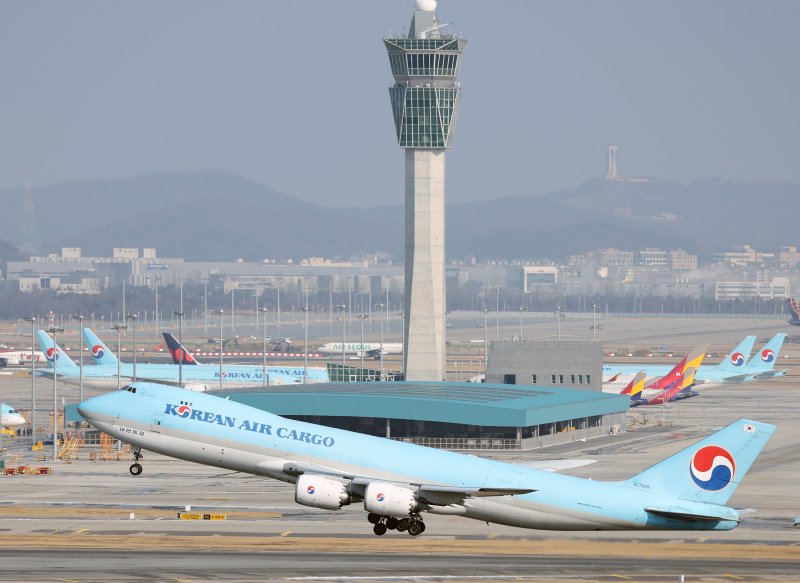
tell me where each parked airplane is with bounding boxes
[787,297,800,327]
[602,336,764,384]
[317,342,403,359]
[160,332,328,382]
[0,348,44,367]
[36,331,301,391]
[602,370,646,396]
[632,366,698,406]
[1,404,26,428]
[738,333,788,381]
[77,382,774,535]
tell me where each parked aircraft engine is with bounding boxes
[295,475,352,510]
[363,481,419,516]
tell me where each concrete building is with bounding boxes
[715,278,791,301]
[385,0,466,381]
[485,341,603,392]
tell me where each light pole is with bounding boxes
[111,324,127,389]
[126,314,138,382]
[495,287,501,341]
[154,274,159,335]
[276,279,281,337]
[71,314,85,418]
[336,305,348,370]
[23,317,36,436]
[357,314,368,371]
[518,307,527,341]
[214,309,224,390]
[174,311,184,387]
[47,326,64,461]
[375,303,385,379]
[258,307,268,387]
[555,304,562,341]
[592,304,598,342]
[482,309,491,375]
[302,305,310,383]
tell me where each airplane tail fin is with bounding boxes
[744,333,786,372]
[624,419,775,506]
[710,336,757,374]
[646,366,696,404]
[620,371,646,396]
[82,328,118,365]
[162,332,200,365]
[646,355,688,391]
[36,330,78,369]
[787,297,800,322]
[684,345,706,374]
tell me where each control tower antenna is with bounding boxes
[606,146,620,180]
[22,180,39,255]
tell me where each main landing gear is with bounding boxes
[129,448,143,476]
[367,512,426,536]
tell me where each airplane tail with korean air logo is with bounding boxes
[35,330,78,369]
[709,336,756,374]
[82,328,119,366]
[742,333,786,373]
[623,419,774,506]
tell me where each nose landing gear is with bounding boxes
[129,448,143,476]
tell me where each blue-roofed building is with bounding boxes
[208,381,629,451]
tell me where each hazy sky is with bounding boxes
[2,1,798,206]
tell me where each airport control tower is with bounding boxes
[384,0,465,381]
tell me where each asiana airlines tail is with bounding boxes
[78,382,774,537]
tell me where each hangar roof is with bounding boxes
[208,382,629,427]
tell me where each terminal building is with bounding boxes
[206,381,628,451]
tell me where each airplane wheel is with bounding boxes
[407,522,423,536]
[385,517,399,530]
[373,522,388,536]
[367,512,381,524]
[419,521,426,533]
[129,463,143,476]
[396,518,409,532]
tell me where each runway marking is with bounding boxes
[610,576,632,580]
[280,530,293,537]
[72,528,88,535]
[56,579,80,582]
[724,576,745,580]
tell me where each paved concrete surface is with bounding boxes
[0,317,798,581]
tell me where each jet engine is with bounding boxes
[363,481,419,517]
[294,475,352,510]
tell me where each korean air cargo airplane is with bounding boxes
[78,382,774,536]
[602,336,767,385]
[160,332,328,383]
[37,330,299,391]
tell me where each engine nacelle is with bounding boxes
[363,482,419,517]
[295,475,352,510]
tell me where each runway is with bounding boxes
[1,547,798,582]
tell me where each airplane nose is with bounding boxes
[77,392,121,422]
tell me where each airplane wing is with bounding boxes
[277,461,534,504]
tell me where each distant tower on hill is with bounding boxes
[22,180,39,255]
[606,146,620,180]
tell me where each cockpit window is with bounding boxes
[119,385,137,394]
